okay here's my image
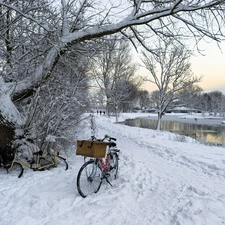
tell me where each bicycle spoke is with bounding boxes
[77,160,102,197]
[56,156,68,170]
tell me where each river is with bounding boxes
[122,114,225,145]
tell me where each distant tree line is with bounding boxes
[133,88,225,118]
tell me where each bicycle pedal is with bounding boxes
[104,172,110,177]
[33,168,45,171]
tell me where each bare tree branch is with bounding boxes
[141,38,202,130]
[0,0,224,101]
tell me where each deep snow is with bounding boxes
[1,113,225,225]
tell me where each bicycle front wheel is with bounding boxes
[77,160,102,198]
[6,162,24,178]
[56,156,68,170]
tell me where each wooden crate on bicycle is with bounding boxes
[76,140,108,158]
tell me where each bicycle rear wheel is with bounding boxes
[77,160,102,198]
[109,153,119,180]
[56,156,68,170]
[6,162,24,178]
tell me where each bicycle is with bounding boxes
[1,139,68,178]
[76,134,120,198]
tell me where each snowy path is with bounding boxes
[1,114,225,225]
[96,118,225,225]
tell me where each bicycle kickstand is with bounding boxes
[103,174,113,187]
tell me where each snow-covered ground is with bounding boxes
[1,113,225,225]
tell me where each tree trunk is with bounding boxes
[156,112,162,130]
[106,97,111,117]
[11,45,66,102]
[115,103,119,123]
[0,114,15,147]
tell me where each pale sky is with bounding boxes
[138,41,225,94]
[191,41,225,94]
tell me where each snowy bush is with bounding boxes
[17,54,91,152]
[173,134,187,143]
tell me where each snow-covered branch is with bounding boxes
[0,1,51,31]
[61,0,69,36]
[0,0,223,101]
[141,38,202,129]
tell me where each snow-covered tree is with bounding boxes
[21,53,90,150]
[0,0,224,144]
[177,84,203,113]
[141,39,201,130]
[136,90,151,110]
[208,91,225,116]
[1,0,224,100]
[91,37,140,120]
[150,90,161,110]
[200,93,212,116]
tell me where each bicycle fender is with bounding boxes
[57,156,66,160]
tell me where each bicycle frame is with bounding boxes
[3,139,68,177]
[84,144,119,181]
[10,149,59,171]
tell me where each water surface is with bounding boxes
[123,117,225,145]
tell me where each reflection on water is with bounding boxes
[124,119,225,145]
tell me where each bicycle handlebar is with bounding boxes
[104,134,116,141]
[91,134,117,142]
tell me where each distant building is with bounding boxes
[166,106,201,114]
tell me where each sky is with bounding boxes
[139,40,225,94]
[191,41,225,94]
[1,112,225,225]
